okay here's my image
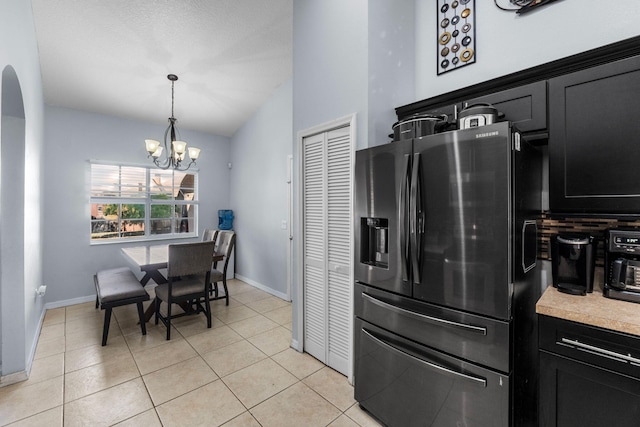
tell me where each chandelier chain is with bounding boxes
[171,79,175,119]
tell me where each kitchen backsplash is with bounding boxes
[538,213,640,267]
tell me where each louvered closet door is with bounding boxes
[302,126,352,376]
[303,132,326,364]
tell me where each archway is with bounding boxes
[1,65,26,377]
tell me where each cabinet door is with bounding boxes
[465,80,547,134]
[548,55,640,213]
[539,316,640,427]
[539,350,640,427]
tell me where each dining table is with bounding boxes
[121,243,223,322]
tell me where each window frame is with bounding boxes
[89,160,199,245]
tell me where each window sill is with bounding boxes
[90,233,198,246]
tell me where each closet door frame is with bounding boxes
[295,113,356,382]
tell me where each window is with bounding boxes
[90,163,197,243]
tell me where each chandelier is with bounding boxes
[144,74,200,170]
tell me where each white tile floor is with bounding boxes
[0,279,382,427]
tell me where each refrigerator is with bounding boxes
[353,121,541,426]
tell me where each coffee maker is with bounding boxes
[551,233,596,295]
[604,228,640,304]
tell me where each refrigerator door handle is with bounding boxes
[363,328,487,387]
[363,292,488,335]
[410,153,422,285]
[521,220,537,273]
[400,154,411,282]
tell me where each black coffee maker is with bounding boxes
[604,228,640,304]
[551,233,596,295]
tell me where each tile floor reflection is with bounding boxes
[0,279,382,427]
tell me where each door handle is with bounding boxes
[400,154,410,282]
[363,328,487,387]
[559,338,640,365]
[363,292,487,335]
[521,220,537,273]
[410,153,421,285]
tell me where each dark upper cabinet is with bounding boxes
[548,55,640,214]
[422,103,459,120]
[465,80,547,134]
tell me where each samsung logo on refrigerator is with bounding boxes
[475,131,499,139]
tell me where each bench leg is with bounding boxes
[137,302,147,336]
[102,307,112,346]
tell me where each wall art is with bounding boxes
[437,0,476,75]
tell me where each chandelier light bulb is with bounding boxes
[145,139,160,155]
[188,146,201,160]
[172,140,187,155]
[152,146,164,158]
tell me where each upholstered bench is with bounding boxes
[94,267,150,346]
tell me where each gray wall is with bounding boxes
[367,0,416,148]
[42,106,231,304]
[229,79,293,299]
[293,0,369,148]
[415,0,640,100]
[292,0,369,347]
[0,0,46,377]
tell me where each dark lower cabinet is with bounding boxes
[539,315,640,426]
[539,351,640,426]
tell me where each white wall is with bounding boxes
[229,79,292,299]
[42,106,231,304]
[0,0,45,378]
[415,0,640,101]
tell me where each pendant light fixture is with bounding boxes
[145,74,200,170]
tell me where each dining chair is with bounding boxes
[154,240,215,340]
[202,228,218,242]
[210,230,236,306]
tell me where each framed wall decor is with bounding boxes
[437,0,476,75]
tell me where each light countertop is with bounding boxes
[536,285,640,336]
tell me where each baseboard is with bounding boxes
[234,274,290,301]
[44,294,95,310]
[291,338,302,352]
[26,307,47,375]
[1,302,47,387]
[0,370,28,388]
[42,278,289,309]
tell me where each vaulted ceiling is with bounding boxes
[30,0,293,137]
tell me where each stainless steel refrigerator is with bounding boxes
[353,121,541,426]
